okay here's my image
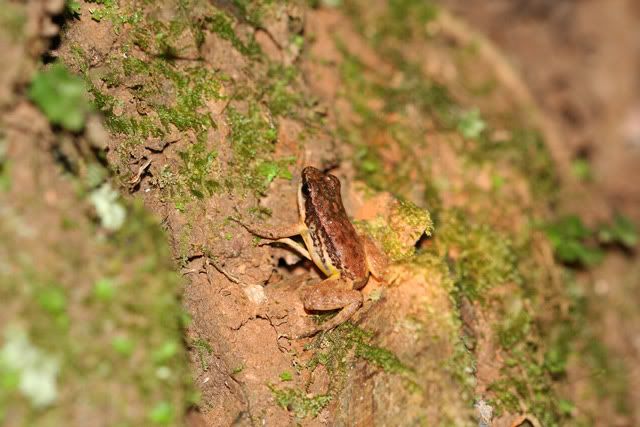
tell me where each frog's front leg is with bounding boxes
[232,217,303,239]
[298,277,363,337]
[232,218,311,260]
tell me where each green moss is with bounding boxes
[204,12,261,57]
[111,336,135,357]
[255,157,295,188]
[269,385,331,419]
[475,128,558,200]
[153,63,221,133]
[597,213,638,249]
[227,104,277,161]
[497,303,532,349]
[354,341,411,374]
[191,338,212,371]
[445,340,477,400]
[176,140,219,199]
[544,216,604,267]
[487,379,521,415]
[279,371,293,381]
[489,290,570,425]
[544,213,637,268]
[73,28,223,140]
[306,323,411,386]
[122,56,150,77]
[370,0,439,43]
[93,278,116,302]
[396,198,434,232]
[338,33,456,130]
[434,210,518,302]
[226,103,294,195]
[230,0,273,27]
[374,59,457,128]
[570,158,592,182]
[426,210,570,422]
[68,1,303,209]
[71,34,228,203]
[29,63,92,132]
[148,401,175,425]
[65,0,82,19]
[584,339,630,415]
[86,0,140,27]
[339,1,559,208]
[36,286,67,316]
[457,108,487,139]
[359,199,433,262]
[488,354,566,427]
[336,46,377,123]
[409,251,478,401]
[265,65,304,117]
[542,274,631,420]
[543,323,573,378]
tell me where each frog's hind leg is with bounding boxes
[231,218,303,240]
[298,278,363,337]
[361,234,389,280]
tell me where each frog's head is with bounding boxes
[298,166,342,219]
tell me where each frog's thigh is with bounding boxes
[301,278,363,332]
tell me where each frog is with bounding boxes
[234,166,388,337]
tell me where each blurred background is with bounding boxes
[438,0,640,424]
[440,0,640,218]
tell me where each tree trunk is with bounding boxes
[0,1,579,426]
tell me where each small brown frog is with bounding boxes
[235,166,388,336]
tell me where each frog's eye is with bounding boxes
[301,182,310,196]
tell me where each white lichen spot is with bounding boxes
[0,326,60,408]
[243,284,266,305]
[321,0,342,7]
[474,399,493,427]
[155,366,172,380]
[89,183,126,231]
[367,288,384,302]
[458,108,486,139]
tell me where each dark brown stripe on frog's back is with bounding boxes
[304,199,340,274]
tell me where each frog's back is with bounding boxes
[302,168,368,281]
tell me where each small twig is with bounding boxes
[205,256,248,286]
[128,158,152,190]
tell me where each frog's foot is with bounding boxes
[297,279,363,338]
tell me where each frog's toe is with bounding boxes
[295,327,322,339]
